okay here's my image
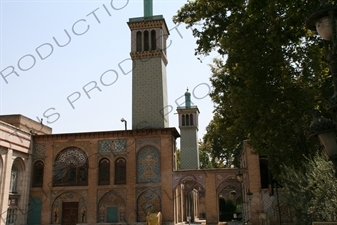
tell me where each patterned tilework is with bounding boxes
[52,191,87,224]
[98,140,127,153]
[53,141,90,156]
[33,143,46,157]
[98,190,126,223]
[137,146,160,183]
[132,58,169,129]
[136,138,160,152]
[216,173,238,187]
[180,129,199,169]
[172,174,205,190]
[137,188,161,222]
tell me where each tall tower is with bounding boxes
[177,89,200,169]
[128,0,170,130]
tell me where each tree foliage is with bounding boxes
[279,153,337,224]
[174,0,334,176]
[198,140,214,169]
[200,113,242,168]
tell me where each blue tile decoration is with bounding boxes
[98,190,126,223]
[98,140,127,153]
[137,188,161,222]
[137,146,160,183]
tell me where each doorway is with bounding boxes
[62,202,78,225]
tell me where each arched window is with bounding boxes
[99,158,110,185]
[144,30,149,51]
[151,30,156,50]
[33,161,44,187]
[182,115,185,126]
[136,31,142,52]
[186,114,190,126]
[53,147,88,186]
[190,114,194,126]
[9,164,18,193]
[115,158,126,184]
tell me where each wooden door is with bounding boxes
[62,202,78,225]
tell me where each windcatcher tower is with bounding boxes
[128,0,170,129]
[177,89,200,169]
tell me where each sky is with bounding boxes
[0,0,219,140]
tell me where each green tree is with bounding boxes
[279,153,337,224]
[199,138,230,169]
[176,149,181,170]
[201,114,241,168]
[199,140,214,169]
[174,0,333,176]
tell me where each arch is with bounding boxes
[13,157,25,171]
[115,157,126,185]
[53,147,88,186]
[136,31,142,52]
[144,30,149,51]
[52,191,86,224]
[186,114,190,126]
[97,190,126,223]
[137,146,160,183]
[151,30,156,50]
[9,164,18,193]
[182,115,185,126]
[33,160,44,187]
[217,176,243,221]
[9,158,24,194]
[137,188,161,222]
[99,158,110,185]
[173,176,206,223]
[217,178,241,197]
[218,183,241,222]
[178,176,205,192]
[190,114,194,126]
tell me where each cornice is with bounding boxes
[130,51,168,65]
[33,127,180,141]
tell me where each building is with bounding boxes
[0,115,52,225]
[0,1,289,225]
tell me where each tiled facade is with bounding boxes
[177,97,200,170]
[0,115,269,225]
[128,16,170,129]
[29,128,179,225]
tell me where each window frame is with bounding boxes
[53,148,88,186]
[32,161,44,187]
[115,157,126,185]
[99,158,110,185]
